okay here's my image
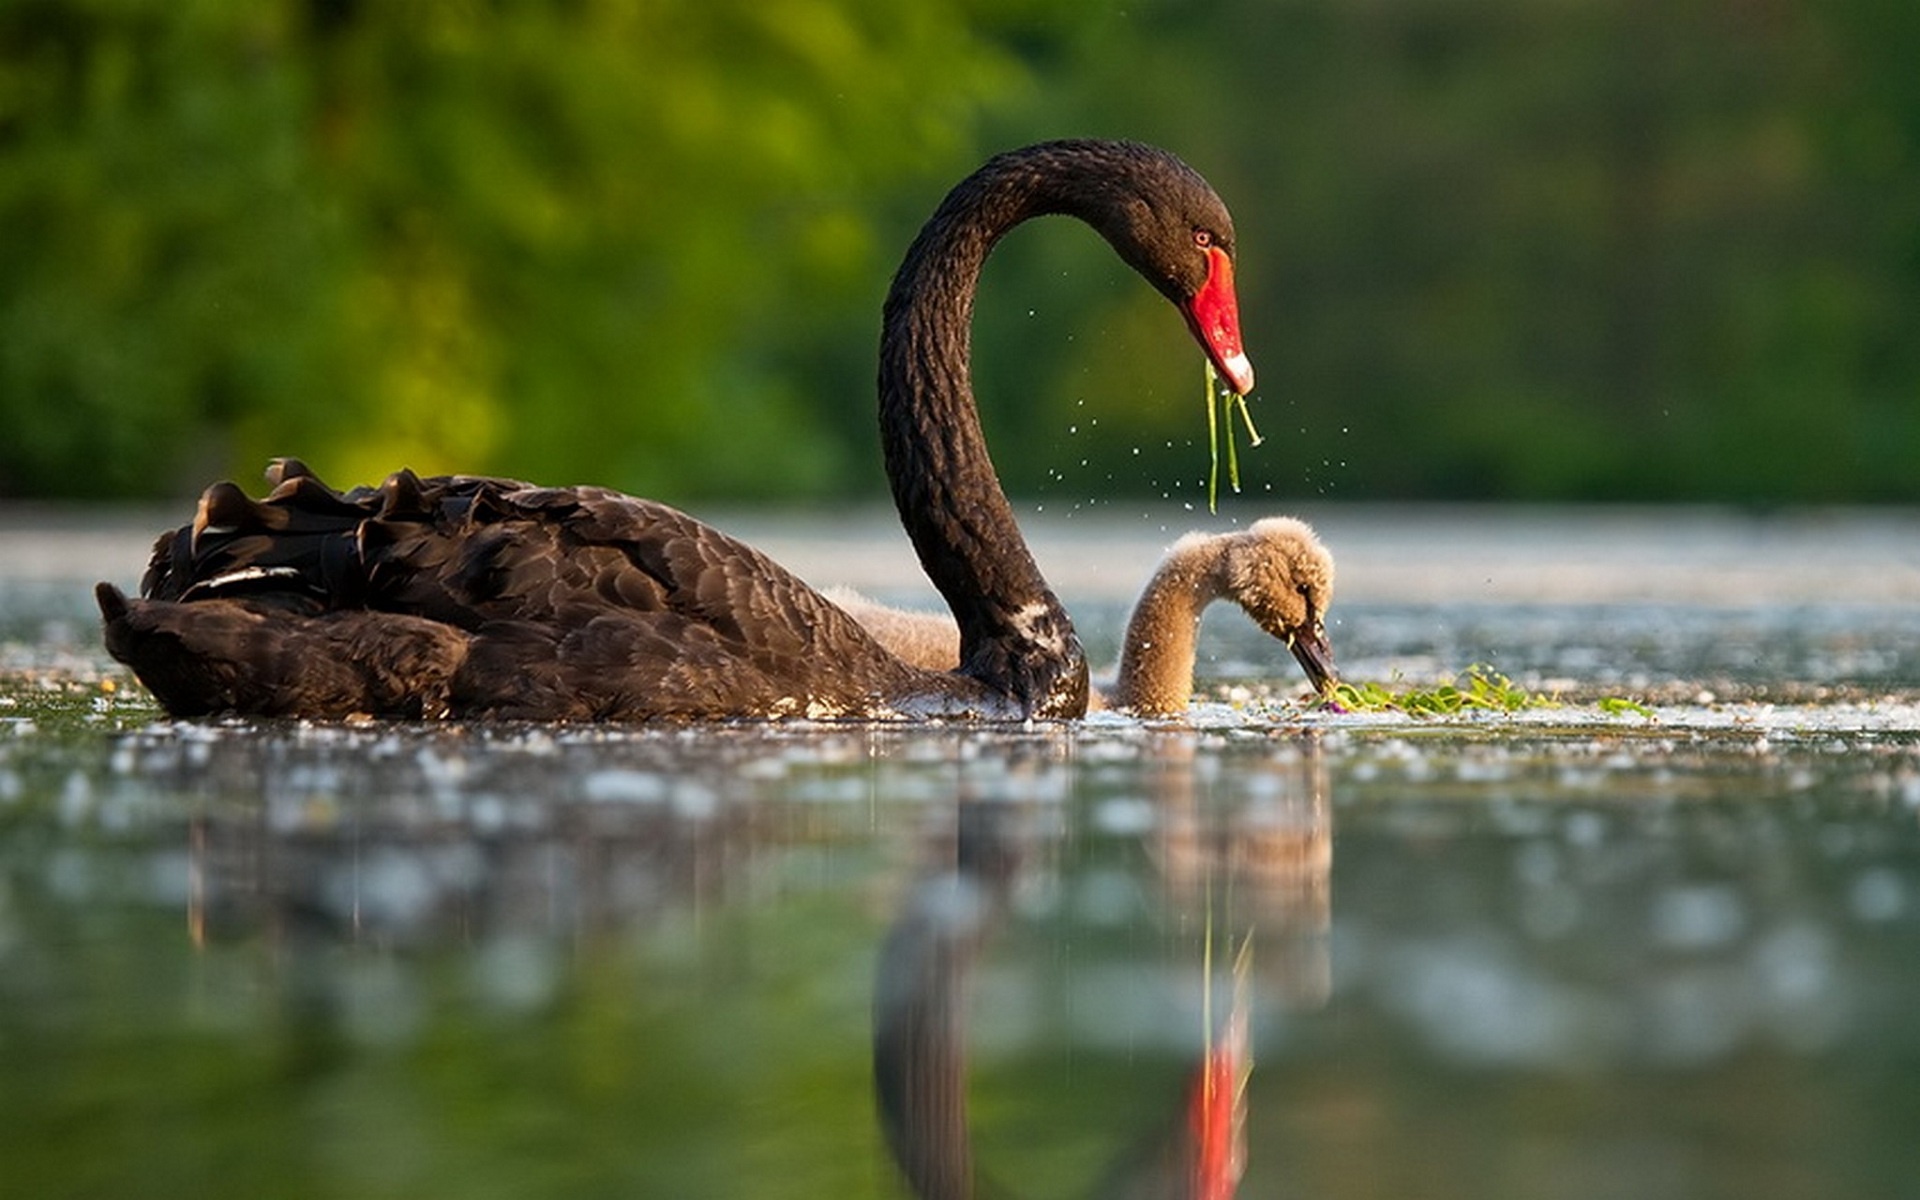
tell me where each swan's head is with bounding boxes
[1073,142,1255,395]
[1212,516,1337,694]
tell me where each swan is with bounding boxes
[827,516,1337,716]
[96,139,1255,721]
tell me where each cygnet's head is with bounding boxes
[1207,516,1337,693]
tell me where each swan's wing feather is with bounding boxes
[114,465,941,718]
[455,612,797,720]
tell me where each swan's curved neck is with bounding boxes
[879,151,1092,716]
[1110,537,1222,714]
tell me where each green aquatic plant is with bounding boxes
[1327,665,1558,715]
[1203,360,1262,513]
[1323,668,1661,720]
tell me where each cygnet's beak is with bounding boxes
[1287,622,1338,696]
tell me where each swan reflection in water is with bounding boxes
[874,736,1331,1199]
[137,726,1327,1194]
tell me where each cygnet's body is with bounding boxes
[829,516,1335,716]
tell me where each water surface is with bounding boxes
[3,507,1919,1199]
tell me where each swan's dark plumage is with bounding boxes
[102,461,929,719]
[98,140,1253,722]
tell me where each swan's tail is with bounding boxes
[96,581,468,719]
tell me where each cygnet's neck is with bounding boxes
[1108,534,1224,715]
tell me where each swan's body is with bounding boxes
[96,140,1254,721]
[828,517,1336,716]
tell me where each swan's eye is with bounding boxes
[1193,229,1213,249]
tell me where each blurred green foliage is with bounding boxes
[2,0,1916,504]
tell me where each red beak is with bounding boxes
[1182,245,1255,395]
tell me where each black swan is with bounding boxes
[827,516,1337,715]
[96,140,1254,721]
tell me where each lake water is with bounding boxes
[3,504,1919,1199]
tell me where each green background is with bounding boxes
[4,0,1916,505]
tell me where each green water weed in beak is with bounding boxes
[1204,360,1263,513]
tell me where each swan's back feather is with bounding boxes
[107,466,956,720]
